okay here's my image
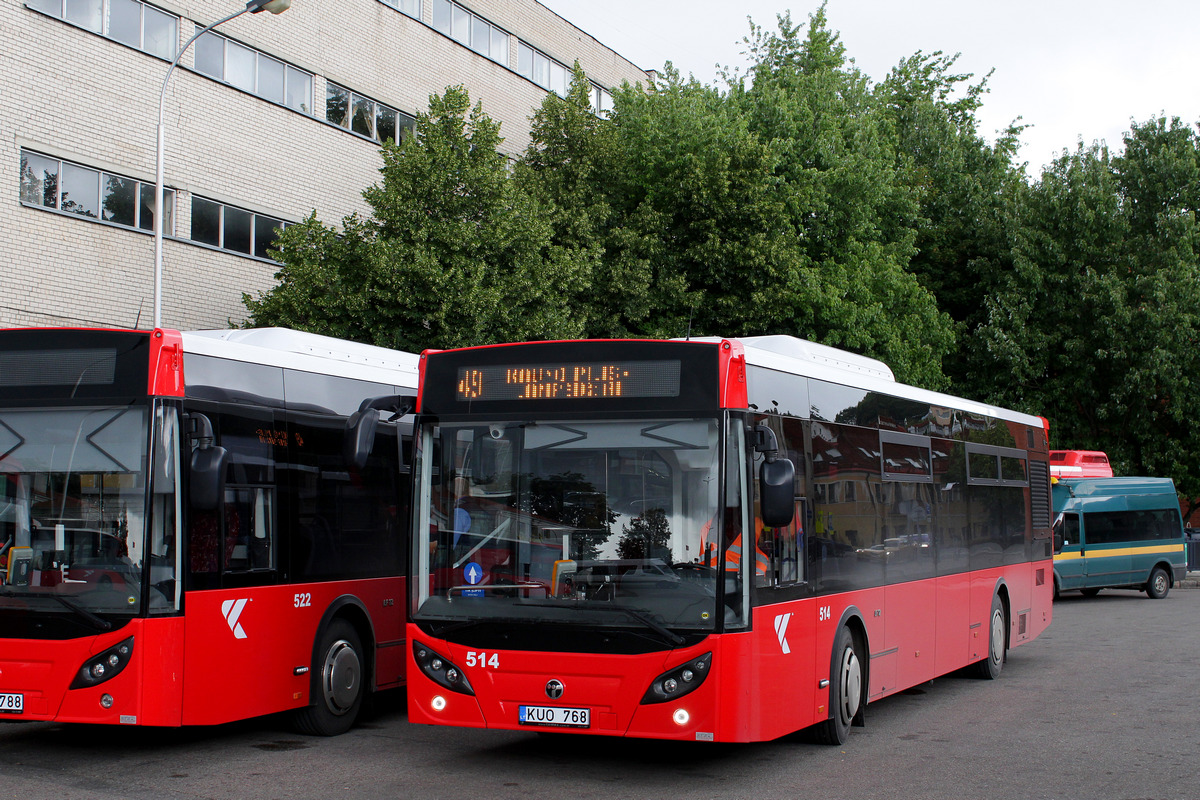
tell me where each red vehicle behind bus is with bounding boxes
[405,335,1054,743]
[1049,450,1113,479]
[0,327,416,734]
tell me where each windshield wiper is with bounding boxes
[607,605,685,647]
[49,594,113,631]
[0,588,113,631]
[520,600,685,647]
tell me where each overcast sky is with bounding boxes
[539,0,1200,174]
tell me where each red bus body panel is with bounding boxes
[180,578,405,726]
[0,619,183,726]
[1049,450,1113,478]
[0,579,403,728]
[149,328,185,397]
[407,561,1052,742]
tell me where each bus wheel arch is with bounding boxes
[293,597,376,736]
[812,611,868,746]
[1146,564,1172,599]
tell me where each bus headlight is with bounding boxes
[70,637,134,689]
[412,642,475,696]
[641,652,712,704]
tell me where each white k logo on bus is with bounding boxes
[774,612,793,655]
[222,598,249,640]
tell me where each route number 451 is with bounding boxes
[466,651,500,669]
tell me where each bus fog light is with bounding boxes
[673,708,689,726]
[100,694,114,709]
[431,695,447,711]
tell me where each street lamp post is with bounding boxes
[152,0,292,329]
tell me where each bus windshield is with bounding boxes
[0,405,154,621]
[413,416,732,635]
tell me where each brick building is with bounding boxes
[3,0,650,331]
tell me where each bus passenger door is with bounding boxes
[1052,512,1083,591]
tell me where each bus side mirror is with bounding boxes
[190,446,229,510]
[754,423,796,528]
[186,413,228,510]
[344,394,416,470]
[760,459,796,528]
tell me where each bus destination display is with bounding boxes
[456,360,681,401]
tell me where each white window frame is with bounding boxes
[194,28,313,115]
[25,0,178,60]
[20,149,175,235]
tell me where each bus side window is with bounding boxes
[223,487,274,571]
[754,416,806,589]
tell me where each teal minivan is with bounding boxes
[1052,477,1187,599]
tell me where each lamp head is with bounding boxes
[249,0,291,13]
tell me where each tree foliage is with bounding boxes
[970,118,1200,501]
[514,9,956,386]
[243,6,1200,505]
[244,86,588,352]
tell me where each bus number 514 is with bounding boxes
[467,652,499,669]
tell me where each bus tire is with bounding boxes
[1146,566,1171,599]
[813,625,862,746]
[293,619,364,736]
[974,594,1006,680]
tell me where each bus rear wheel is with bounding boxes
[293,619,364,736]
[813,626,862,746]
[1146,566,1171,599]
[974,595,1006,680]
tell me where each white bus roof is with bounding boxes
[688,335,1044,429]
[181,328,420,390]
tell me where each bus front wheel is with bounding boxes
[293,619,364,736]
[1146,566,1171,599]
[813,625,862,746]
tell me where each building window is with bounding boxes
[26,0,178,59]
[326,83,414,144]
[190,197,288,260]
[592,85,613,115]
[432,0,508,65]
[517,40,612,113]
[20,149,174,234]
[378,0,419,20]
[194,28,313,114]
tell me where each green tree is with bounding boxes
[970,117,1200,502]
[874,49,1028,385]
[244,86,588,351]
[728,9,955,387]
[517,10,955,387]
